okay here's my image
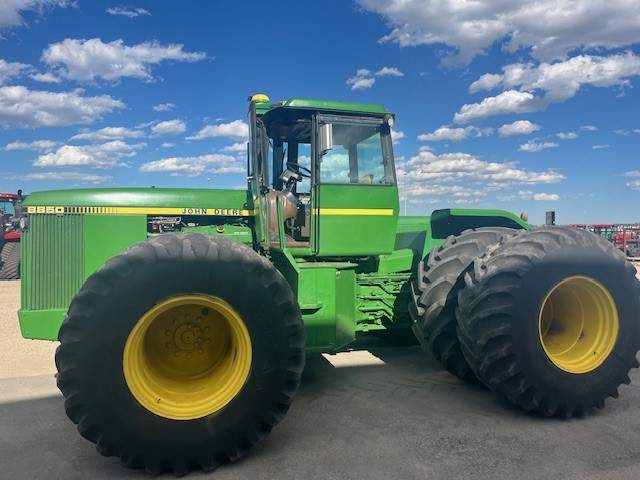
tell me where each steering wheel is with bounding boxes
[286,162,311,178]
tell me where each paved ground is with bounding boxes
[2,275,640,480]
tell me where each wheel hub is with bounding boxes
[538,276,619,374]
[123,295,252,420]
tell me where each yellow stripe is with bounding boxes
[27,206,255,216]
[314,208,394,216]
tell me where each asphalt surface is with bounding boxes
[2,274,640,480]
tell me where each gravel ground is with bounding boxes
[0,280,57,380]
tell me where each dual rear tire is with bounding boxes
[411,226,640,416]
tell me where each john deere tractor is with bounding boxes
[18,95,640,474]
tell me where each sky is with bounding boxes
[0,0,639,225]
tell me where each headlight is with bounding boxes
[19,216,28,230]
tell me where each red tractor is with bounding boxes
[612,229,640,257]
[0,191,26,279]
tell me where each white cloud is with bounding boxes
[391,129,405,145]
[222,142,247,152]
[405,183,487,199]
[346,73,375,90]
[151,119,186,137]
[418,126,468,142]
[556,132,578,140]
[5,139,57,151]
[71,126,145,141]
[153,103,175,112]
[376,67,404,77]
[356,0,640,63]
[0,86,124,128]
[533,193,560,201]
[405,150,564,185]
[10,171,112,184]
[592,144,610,150]
[34,141,146,168]
[41,38,207,82]
[479,54,640,99]
[454,90,541,124]
[188,120,248,141]
[581,125,598,131]
[519,140,559,152]
[397,150,563,205]
[469,74,503,93]
[498,190,559,202]
[460,53,640,122]
[346,66,404,90]
[418,125,493,141]
[622,173,640,191]
[0,0,72,28]
[29,72,60,83]
[0,59,31,85]
[161,142,174,148]
[139,154,244,176]
[498,120,541,137]
[105,7,150,18]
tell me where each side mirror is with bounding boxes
[319,123,333,156]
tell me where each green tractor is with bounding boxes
[18,95,640,474]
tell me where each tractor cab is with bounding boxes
[0,192,19,237]
[248,95,399,257]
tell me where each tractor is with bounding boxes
[18,95,640,474]
[0,191,25,279]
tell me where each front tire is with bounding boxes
[55,233,305,474]
[457,227,640,416]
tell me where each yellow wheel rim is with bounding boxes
[538,276,619,374]
[123,295,252,420]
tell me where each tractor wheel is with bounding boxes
[409,227,517,382]
[457,226,640,417]
[55,233,305,474]
[0,242,20,279]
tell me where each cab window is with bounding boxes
[319,117,395,185]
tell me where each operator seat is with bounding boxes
[266,189,299,238]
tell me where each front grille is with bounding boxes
[22,214,85,310]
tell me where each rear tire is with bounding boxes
[409,228,517,381]
[55,233,305,474]
[0,242,20,279]
[457,227,640,416]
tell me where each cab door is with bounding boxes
[313,114,399,257]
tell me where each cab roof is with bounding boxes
[258,97,391,120]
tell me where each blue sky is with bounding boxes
[0,0,639,224]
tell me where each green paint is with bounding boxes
[23,187,253,211]
[376,249,415,274]
[316,184,399,257]
[278,98,389,115]
[180,224,253,245]
[18,95,531,352]
[19,309,67,340]
[297,262,357,352]
[84,215,147,277]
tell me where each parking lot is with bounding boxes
[2,278,640,480]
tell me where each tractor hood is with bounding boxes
[23,188,254,216]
